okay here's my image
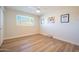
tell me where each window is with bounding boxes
[16,15,34,26]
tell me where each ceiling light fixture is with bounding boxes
[36,9,40,13]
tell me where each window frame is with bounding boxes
[16,15,35,26]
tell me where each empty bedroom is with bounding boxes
[0,6,79,52]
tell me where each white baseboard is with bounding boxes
[40,33,51,37]
[40,33,79,46]
[53,36,79,46]
[3,33,79,46]
[4,33,39,40]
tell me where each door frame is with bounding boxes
[0,7,4,46]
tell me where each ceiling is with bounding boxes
[5,6,43,16]
[5,6,79,16]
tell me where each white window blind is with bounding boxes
[16,15,34,26]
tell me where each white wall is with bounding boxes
[40,7,79,45]
[0,7,4,46]
[4,8,40,40]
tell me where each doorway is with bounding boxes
[0,7,4,46]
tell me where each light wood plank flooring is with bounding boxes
[0,34,79,52]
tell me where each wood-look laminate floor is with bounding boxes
[0,34,79,52]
